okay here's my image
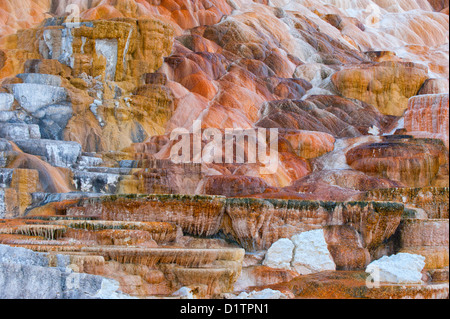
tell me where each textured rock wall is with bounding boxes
[404,93,449,148]
[359,187,449,219]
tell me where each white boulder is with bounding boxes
[365,253,426,284]
[291,229,336,275]
[262,238,294,269]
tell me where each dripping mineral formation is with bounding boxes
[0,0,448,299]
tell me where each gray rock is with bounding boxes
[0,262,64,298]
[0,93,14,111]
[130,121,148,143]
[0,111,14,122]
[119,160,135,168]
[16,73,62,87]
[11,83,68,113]
[0,139,12,152]
[0,123,41,140]
[32,103,73,140]
[84,167,130,174]
[73,170,120,194]
[0,244,49,267]
[0,244,133,299]
[0,110,30,123]
[78,155,103,167]
[0,168,13,187]
[13,139,81,167]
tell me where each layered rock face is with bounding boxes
[331,62,429,116]
[0,0,449,299]
[346,136,448,187]
[404,93,449,148]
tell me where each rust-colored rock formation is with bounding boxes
[346,136,448,187]
[222,198,404,253]
[256,95,398,138]
[282,169,404,202]
[360,187,449,219]
[331,62,430,116]
[404,93,449,148]
[265,271,449,299]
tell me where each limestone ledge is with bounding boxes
[27,194,405,252]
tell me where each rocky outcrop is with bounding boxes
[0,244,131,299]
[404,94,449,148]
[283,169,404,202]
[324,225,371,270]
[0,93,13,111]
[222,198,404,252]
[0,123,41,140]
[0,215,245,298]
[418,79,449,95]
[346,136,448,188]
[13,139,82,167]
[332,62,429,116]
[10,83,67,113]
[279,129,335,159]
[360,187,449,219]
[64,195,227,237]
[256,95,397,138]
[200,175,271,198]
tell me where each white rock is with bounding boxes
[13,139,81,167]
[0,123,41,140]
[95,39,118,81]
[262,238,294,269]
[11,83,67,113]
[235,288,288,299]
[291,229,336,275]
[365,253,426,284]
[0,93,14,111]
[0,111,14,122]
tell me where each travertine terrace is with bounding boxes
[0,0,448,299]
